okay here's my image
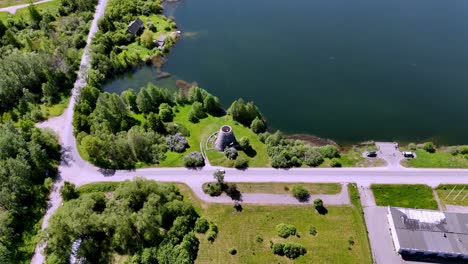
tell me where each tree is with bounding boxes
[166,133,188,153]
[136,88,153,114]
[91,92,130,134]
[28,3,43,29]
[183,152,205,167]
[145,112,165,133]
[314,198,327,214]
[203,94,222,116]
[276,224,297,238]
[213,170,225,185]
[423,142,436,153]
[250,117,266,133]
[159,103,173,122]
[319,145,339,159]
[60,181,78,201]
[194,218,209,234]
[227,99,261,126]
[238,137,250,150]
[292,185,310,202]
[304,148,323,167]
[140,29,154,48]
[0,19,6,38]
[234,157,248,169]
[224,147,238,160]
[121,89,137,112]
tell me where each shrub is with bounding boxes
[319,145,339,159]
[183,152,205,167]
[276,224,297,238]
[314,198,327,214]
[159,103,173,122]
[238,137,250,150]
[407,143,417,151]
[423,142,436,153]
[309,226,317,236]
[459,146,468,155]
[203,183,223,196]
[304,148,324,167]
[188,110,199,123]
[228,248,237,255]
[271,242,306,259]
[59,181,78,201]
[330,158,342,167]
[234,157,249,169]
[207,230,217,242]
[224,147,238,160]
[292,184,310,201]
[450,147,459,156]
[250,117,266,133]
[255,235,263,243]
[194,218,209,234]
[166,133,189,152]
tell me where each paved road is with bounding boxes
[0,0,52,14]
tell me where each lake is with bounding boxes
[104,0,468,144]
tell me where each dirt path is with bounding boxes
[0,0,52,14]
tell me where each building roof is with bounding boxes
[388,207,468,255]
[127,18,144,35]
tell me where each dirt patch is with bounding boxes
[286,134,337,147]
[176,79,198,95]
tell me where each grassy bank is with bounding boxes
[402,149,468,168]
[231,182,341,194]
[371,184,438,210]
[76,181,372,263]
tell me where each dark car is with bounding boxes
[402,152,415,158]
[366,151,377,158]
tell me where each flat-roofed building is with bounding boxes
[387,207,468,260]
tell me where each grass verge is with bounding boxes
[371,184,438,210]
[402,149,468,168]
[229,182,341,194]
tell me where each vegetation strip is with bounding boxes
[371,184,438,210]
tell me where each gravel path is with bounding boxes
[31,0,108,262]
[0,0,52,14]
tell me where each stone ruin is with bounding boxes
[215,125,237,151]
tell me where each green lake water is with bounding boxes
[104,0,468,144]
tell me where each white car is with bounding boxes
[402,152,415,158]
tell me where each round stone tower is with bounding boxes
[215,125,237,151]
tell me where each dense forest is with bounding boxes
[0,0,97,121]
[45,179,202,264]
[0,122,61,263]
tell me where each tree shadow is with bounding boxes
[60,146,75,167]
[297,195,310,203]
[98,168,116,177]
[243,146,257,158]
[316,207,328,215]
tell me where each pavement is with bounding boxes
[376,142,405,168]
[0,0,52,14]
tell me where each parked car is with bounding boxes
[402,151,415,158]
[366,151,377,158]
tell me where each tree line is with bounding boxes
[0,122,61,262]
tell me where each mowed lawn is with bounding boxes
[402,150,468,168]
[176,183,372,264]
[436,184,468,207]
[371,184,438,210]
[160,104,269,167]
[233,182,341,194]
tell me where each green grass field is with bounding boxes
[436,184,468,207]
[40,95,69,118]
[402,149,468,168]
[231,182,341,194]
[77,181,372,264]
[371,184,438,210]
[0,0,42,8]
[159,104,269,167]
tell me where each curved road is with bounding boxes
[32,0,468,262]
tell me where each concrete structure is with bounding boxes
[127,18,144,36]
[215,125,237,151]
[154,34,167,50]
[387,207,468,260]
